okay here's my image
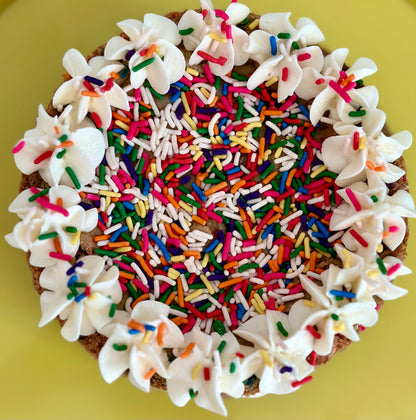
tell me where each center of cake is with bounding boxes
[80,64,342,334]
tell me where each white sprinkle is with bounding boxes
[281,292,305,302]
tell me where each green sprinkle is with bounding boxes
[276,321,289,337]
[180,195,201,208]
[213,319,226,336]
[58,134,68,142]
[310,242,329,253]
[28,188,49,202]
[230,362,236,373]
[238,263,259,273]
[331,314,340,321]
[38,232,58,240]
[94,248,119,257]
[217,340,227,353]
[179,28,194,35]
[65,166,81,189]
[65,226,78,233]
[371,195,378,202]
[376,257,387,275]
[56,149,67,159]
[132,57,155,72]
[292,41,299,50]
[99,164,106,185]
[284,197,291,215]
[260,163,275,180]
[112,343,128,351]
[277,32,291,39]
[236,96,244,120]
[231,71,248,81]
[109,303,117,318]
[348,110,366,117]
[126,282,139,300]
[121,233,141,250]
[189,388,195,399]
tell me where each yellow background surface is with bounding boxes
[0,0,415,419]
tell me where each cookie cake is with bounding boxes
[5,0,416,415]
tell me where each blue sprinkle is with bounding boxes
[66,261,84,276]
[122,202,135,211]
[258,161,271,173]
[172,81,185,89]
[261,223,275,240]
[74,292,86,303]
[142,179,150,196]
[329,290,356,299]
[128,329,141,335]
[236,303,246,320]
[269,35,277,55]
[222,82,229,96]
[280,171,289,194]
[144,324,156,331]
[149,232,171,261]
[226,166,241,175]
[299,151,308,167]
[219,132,227,140]
[125,145,133,154]
[181,175,191,185]
[113,128,127,135]
[316,220,330,237]
[281,122,288,129]
[299,104,310,120]
[67,275,78,287]
[307,217,316,228]
[110,225,129,242]
[298,187,309,194]
[256,100,264,113]
[206,239,220,253]
[192,182,206,202]
[170,90,181,102]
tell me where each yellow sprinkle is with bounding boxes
[213,156,223,171]
[185,289,204,302]
[190,145,200,152]
[88,292,98,300]
[213,243,223,256]
[136,200,146,218]
[274,147,283,159]
[310,165,327,178]
[229,136,251,150]
[170,255,186,263]
[303,300,316,308]
[200,273,215,294]
[265,76,278,87]
[142,330,152,344]
[186,67,199,76]
[253,293,266,311]
[342,248,351,269]
[264,149,272,161]
[168,268,181,279]
[114,120,130,131]
[332,321,345,333]
[358,137,366,151]
[208,32,227,43]
[99,190,121,198]
[179,200,193,213]
[377,243,384,253]
[126,216,134,232]
[206,161,216,173]
[235,131,248,138]
[367,270,379,279]
[300,137,308,149]
[105,195,111,212]
[181,91,191,115]
[303,261,310,273]
[251,298,265,315]
[200,87,211,99]
[304,237,311,259]
[295,232,306,249]
[259,349,274,368]
[150,162,157,178]
[247,210,256,224]
[71,230,81,246]
[311,224,318,232]
[192,362,203,381]
[183,113,197,131]
[201,253,209,268]
[248,18,259,30]
[244,122,262,132]
[113,246,132,253]
[144,199,149,210]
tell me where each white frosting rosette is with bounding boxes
[178,0,250,76]
[322,109,412,186]
[307,48,378,126]
[12,104,105,188]
[5,186,97,267]
[330,172,416,258]
[104,15,185,94]
[53,49,129,130]
[99,301,184,392]
[166,329,244,416]
[38,255,121,342]
[246,13,325,102]
[289,273,379,356]
[235,310,314,395]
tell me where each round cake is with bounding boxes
[6,0,415,415]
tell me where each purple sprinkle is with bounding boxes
[279,366,293,374]
[122,154,138,181]
[125,49,135,61]
[197,107,220,114]
[180,175,191,185]
[176,103,184,120]
[84,75,104,86]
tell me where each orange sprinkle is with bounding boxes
[270,133,276,145]
[110,71,120,79]
[268,259,279,273]
[167,194,180,209]
[267,212,282,225]
[171,223,186,236]
[81,90,100,97]
[78,191,86,199]
[254,249,263,258]
[375,165,386,172]
[180,342,195,359]
[366,161,376,170]
[139,101,152,109]
[264,109,283,116]
[230,179,246,194]
[127,319,145,332]
[141,111,151,118]
[177,277,184,308]
[112,112,130,123]
[277,304,285,312]
[58,140,74,148]
[56,197,63,207]
[179,235,188,246]
[171,316,188,326]
[165,292,176,306]
[277,246,284,265]
[131,293,150,308]
[205,181,228,196]
[143,368,156,381]
[160,255,169,266]
[183,250,201,259]
[157,322,166,347]
[259,106,267,121]
[262,170,278,184]
[286,168,297,187]
[53,237,62,253]
[239,207,247,222]
[54,126,60,134]
[146,43,157,58]
[216,202,226,208]
[209,96,219,107]
[108,241,130,248]
[135,255,154,277]
[192,215,207,226]
[165,224,178,239]
[259,137,265,160]
[224,261,239,270]
[243,221,253,239]
[341,73,355,88]
[93,234,111,242]
[178,134,194,144]
[218,276,243,289]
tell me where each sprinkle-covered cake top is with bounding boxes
[6,0,415,415]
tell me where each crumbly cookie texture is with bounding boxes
[8,2,414,416]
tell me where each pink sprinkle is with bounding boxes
[303,159,311,172]
[225,24,232,41]
[297,53,312,61]
[85,194,100,200]
[215,9,229,20]
[36,197,69,217]
[234,252,254,261]
[166,238,181,247]
[223,124,235,134]
[112,175,125,191]
[142,229,149,252]
[228,86,252,94]
[203,64,215,84]
[389,225,400,232]
[49,252,72,261]
[281,67,289,82]
[329,80,352,103]
[127,121,139,140]
[174,164,191,174]
[132,278,149,294]
[12,141,25,154]
[263,272,286,281]
[134,89,141,102]
[345,188,361,211]
[172,263,186,270]
[179,76,192,87]
[289,284,303,295]
[268,297,275,310]
[117,261,135,273]
[387,263,401,276]
[350,229,368,248]
[223,163,235,171]
[223,232,232,261]
[343,81,357,91]
[159,282,171,295]
[279,94,297,112]
[206,210,223,223]
[181,317,196,334]
[118,194,135,202]
[118,169,136,186]
[220,95,234,114]
[119,282,127,293]
[151,189,169,205]
[192,156,204,175]
[154,178,165,189]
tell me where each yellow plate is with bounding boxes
[0,0,415,419]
